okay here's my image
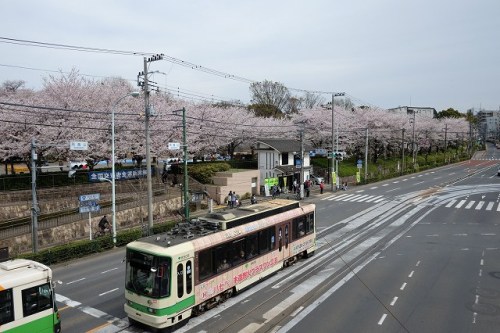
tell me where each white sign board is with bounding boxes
[168,142,181,150]
[70,141,88,151]
[79,193,101,202]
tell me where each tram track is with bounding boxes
[202,197,428,333]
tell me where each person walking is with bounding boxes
[320,181,324,194]
[231,191,237,208]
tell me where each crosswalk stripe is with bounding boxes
[345,194,363,201]
[365,195,383,203]
[334,194,356,201]
[445,200,456,208]
[455,200,466,208]
[465,201,475,209]
[328,194,350,201]
[497,203,500,212]
[475,201,485,210]
[374,197,385,203]
[485,202,494,211]
[356,195,372,202]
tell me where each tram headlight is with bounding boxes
[147,307,157,314]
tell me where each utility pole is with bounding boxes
[364,128,369,182]
[330,92,344,191]
[138,54,163,235]
[401,128,406,175]
[444,123,448,163]
[181,107,189,219]
[410,109,416,165]
[300,123,305,199]
[30,138,39,253]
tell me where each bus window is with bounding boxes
[231,239,246,266]
[22,283,52,317]
[278,228,283,252]
[199,249,214,280]
[216,244,231,272]
[0,289,14,324]
[177,264,184,298]
[245,234,258,259]
[306,213,314,234]
[186,261,193,294]
[285,225,289,248]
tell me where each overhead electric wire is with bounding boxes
[0,36,367,104]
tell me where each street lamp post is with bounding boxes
[110,91,139,245]
[331,92,345,191]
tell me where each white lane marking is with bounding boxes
[475,201,485,210]
[497,203,500,212]
[445,200,456,208]
[465,201,475,209]
[365,195,383,203]
[355,190,365,193]
[370,187,378,190]
[480,259,484,266]
[66,278,86,285]
[374,197,385,203]
[408,271,414,278]
[455,200,466,208]
[345,195,363,201]
[55,294,82,307]
[290,306,304,317]
[356,195,373,202]
[329,194,350,201]
[390,297,398,306]
[481,233,496,236]
[485,202,494,211]
[479,269,482,277]
[382,184,389,186]
[415,261,421,267]
[99,288,119,296]
[400,282,407,291]
[378,314,388,325]
[101,267,118,274]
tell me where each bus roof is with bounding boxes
[0,259,52,289]
[130,199,302,249]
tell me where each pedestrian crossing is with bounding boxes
[444,199,500,212]
[321,193,385,203]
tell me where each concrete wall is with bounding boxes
[205,170,259,204]
[3,196,182,257]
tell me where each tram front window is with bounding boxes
[125,250,171,298]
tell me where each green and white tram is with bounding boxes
[0,259,61,333]
[124,199,316,331]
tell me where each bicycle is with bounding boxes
[93,226,111,239]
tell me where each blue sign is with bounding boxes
[79,204,100,214]
[88,168,148,182]
[357,159,362,164]
[79,193,100,202]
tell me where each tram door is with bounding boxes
[277,223,291,260]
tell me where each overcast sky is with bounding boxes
[1,0,499,113]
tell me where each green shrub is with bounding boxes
[188,162,231,184]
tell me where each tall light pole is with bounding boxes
[410,108,417,164]
[111,91,140,245]
[331,92,345,191]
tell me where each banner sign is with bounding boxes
[88,168,148,182]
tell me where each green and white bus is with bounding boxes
[0,259,61,333]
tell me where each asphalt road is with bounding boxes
[51,149,500,333]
